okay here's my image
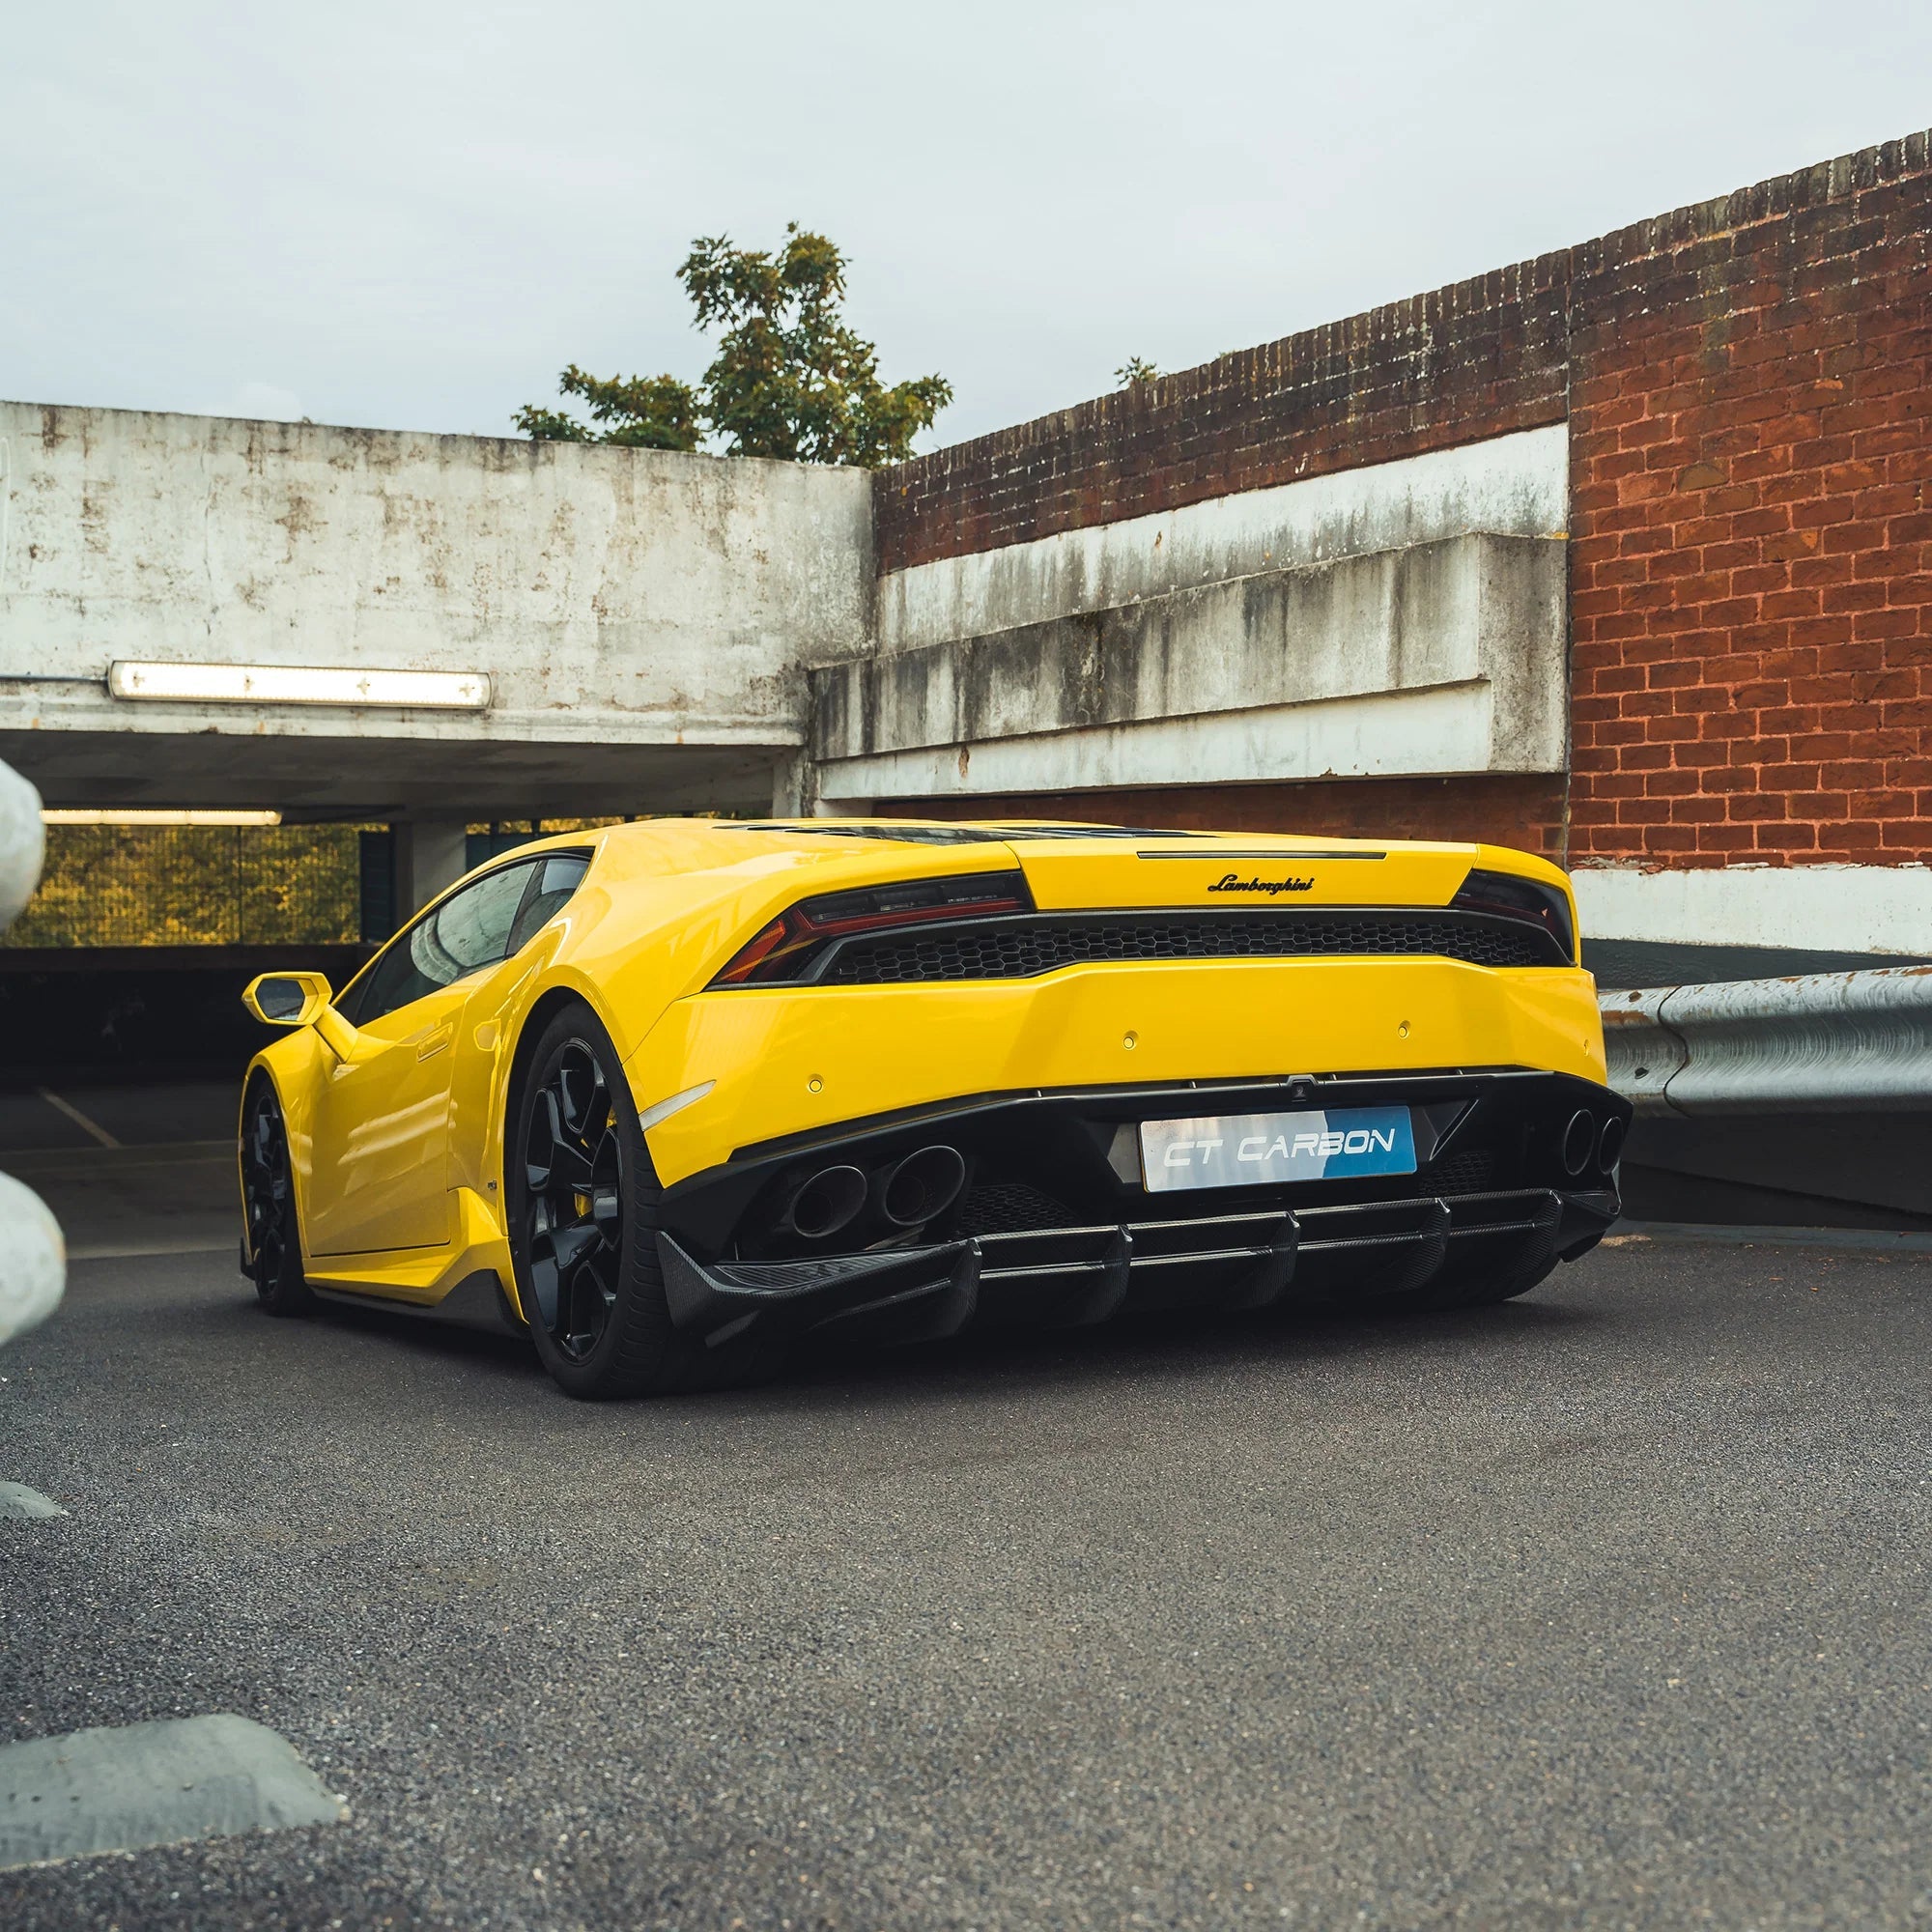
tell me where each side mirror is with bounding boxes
[242,971,333,1029]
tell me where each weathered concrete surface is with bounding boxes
[395,820,469,915]
[875,423,1568,654]
[0,404,1572,818]
[0,404,872,816]
[0,755,42,929]
[1575,864,1932,957]
[812,532,1567,802]
[0,1172,64,1346]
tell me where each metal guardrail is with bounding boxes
[0,758,64,1345]
[1602,965,1932,1116]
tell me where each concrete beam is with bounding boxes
[876,424,1568,655]
[0,729,790,820]
[810,532,1567,801]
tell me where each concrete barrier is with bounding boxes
[0,756,64,1343]
[0,1172,65,1346]
[1602,966,1932,1117]
[0,756,43,930]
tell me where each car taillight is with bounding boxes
[1449,867,1577,963]
[710,869,1034,987]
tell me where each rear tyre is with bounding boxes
[507,1000,767,1399]
[242,1079,315,1317]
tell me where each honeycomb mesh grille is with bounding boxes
[1425,1149,1497,1195]
[956,1181,1081,1236]
[820,912,1551,984]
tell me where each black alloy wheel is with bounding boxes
[523,1039,626,1364]
[242,1080,314,1317]
[508,999,767,1399]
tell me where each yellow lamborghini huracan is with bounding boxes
[238,819,1628,1398]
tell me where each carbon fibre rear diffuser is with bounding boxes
[656,1187,1615,1350]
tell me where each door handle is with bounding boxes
[416,1022,454,1062]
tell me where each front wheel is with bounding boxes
[242,1078,315,1317]
[506,1001,756,1399]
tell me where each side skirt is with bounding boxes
[309,1269,526,1337]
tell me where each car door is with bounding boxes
[307,860,541,1257]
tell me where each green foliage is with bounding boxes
[1116,356,1160,387]
[9,826,362,948]
[518,224,951,466]
[512,368,701,451]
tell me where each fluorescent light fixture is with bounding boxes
[43,809,284,827]
[107,661,492,709]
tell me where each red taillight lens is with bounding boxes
[1449,867,1576,963]
[711,870,1033,987]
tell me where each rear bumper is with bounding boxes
[655,1066,1628,1347]
[627,957,1608,1189]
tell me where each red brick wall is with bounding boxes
[874,259,1570,575]
[871,130,1932,869]
[1567,139,1932,867]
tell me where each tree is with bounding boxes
[513,370,701,451]
[1116,356,1160,387]
[517,224,952,465]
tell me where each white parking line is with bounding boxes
[0,1714,347,1868]
[34,1089,120,1149]
[67,1239,233,1263]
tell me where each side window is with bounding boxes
[344,861,540,1026]
[507,852,591,954]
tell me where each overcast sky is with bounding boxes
[7,2,1931,452]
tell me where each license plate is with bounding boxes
[1139,1106,1416,1192]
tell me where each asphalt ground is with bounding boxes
[6,1159,1932,1932]
[0,1078,237,1154]
[0,1076,238,1262]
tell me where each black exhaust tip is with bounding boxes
[880,1145,967,1229]
[1561,1110,1595,1178]
[1596,1116,1626,1175]
[782,1164,868,1241]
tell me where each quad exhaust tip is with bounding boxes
[880,1145,967,1229]
[1561,1110,1625,1179]
[782,1164,868,1241]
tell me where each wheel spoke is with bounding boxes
[550,1219,601,1275]
[528,1217,562,1327]
[526,1089,563,1191]
[556,1048,609,1140]
[560,1247,616,1356]
[527,1086,596,1192]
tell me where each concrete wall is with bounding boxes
[0,405,872,817]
